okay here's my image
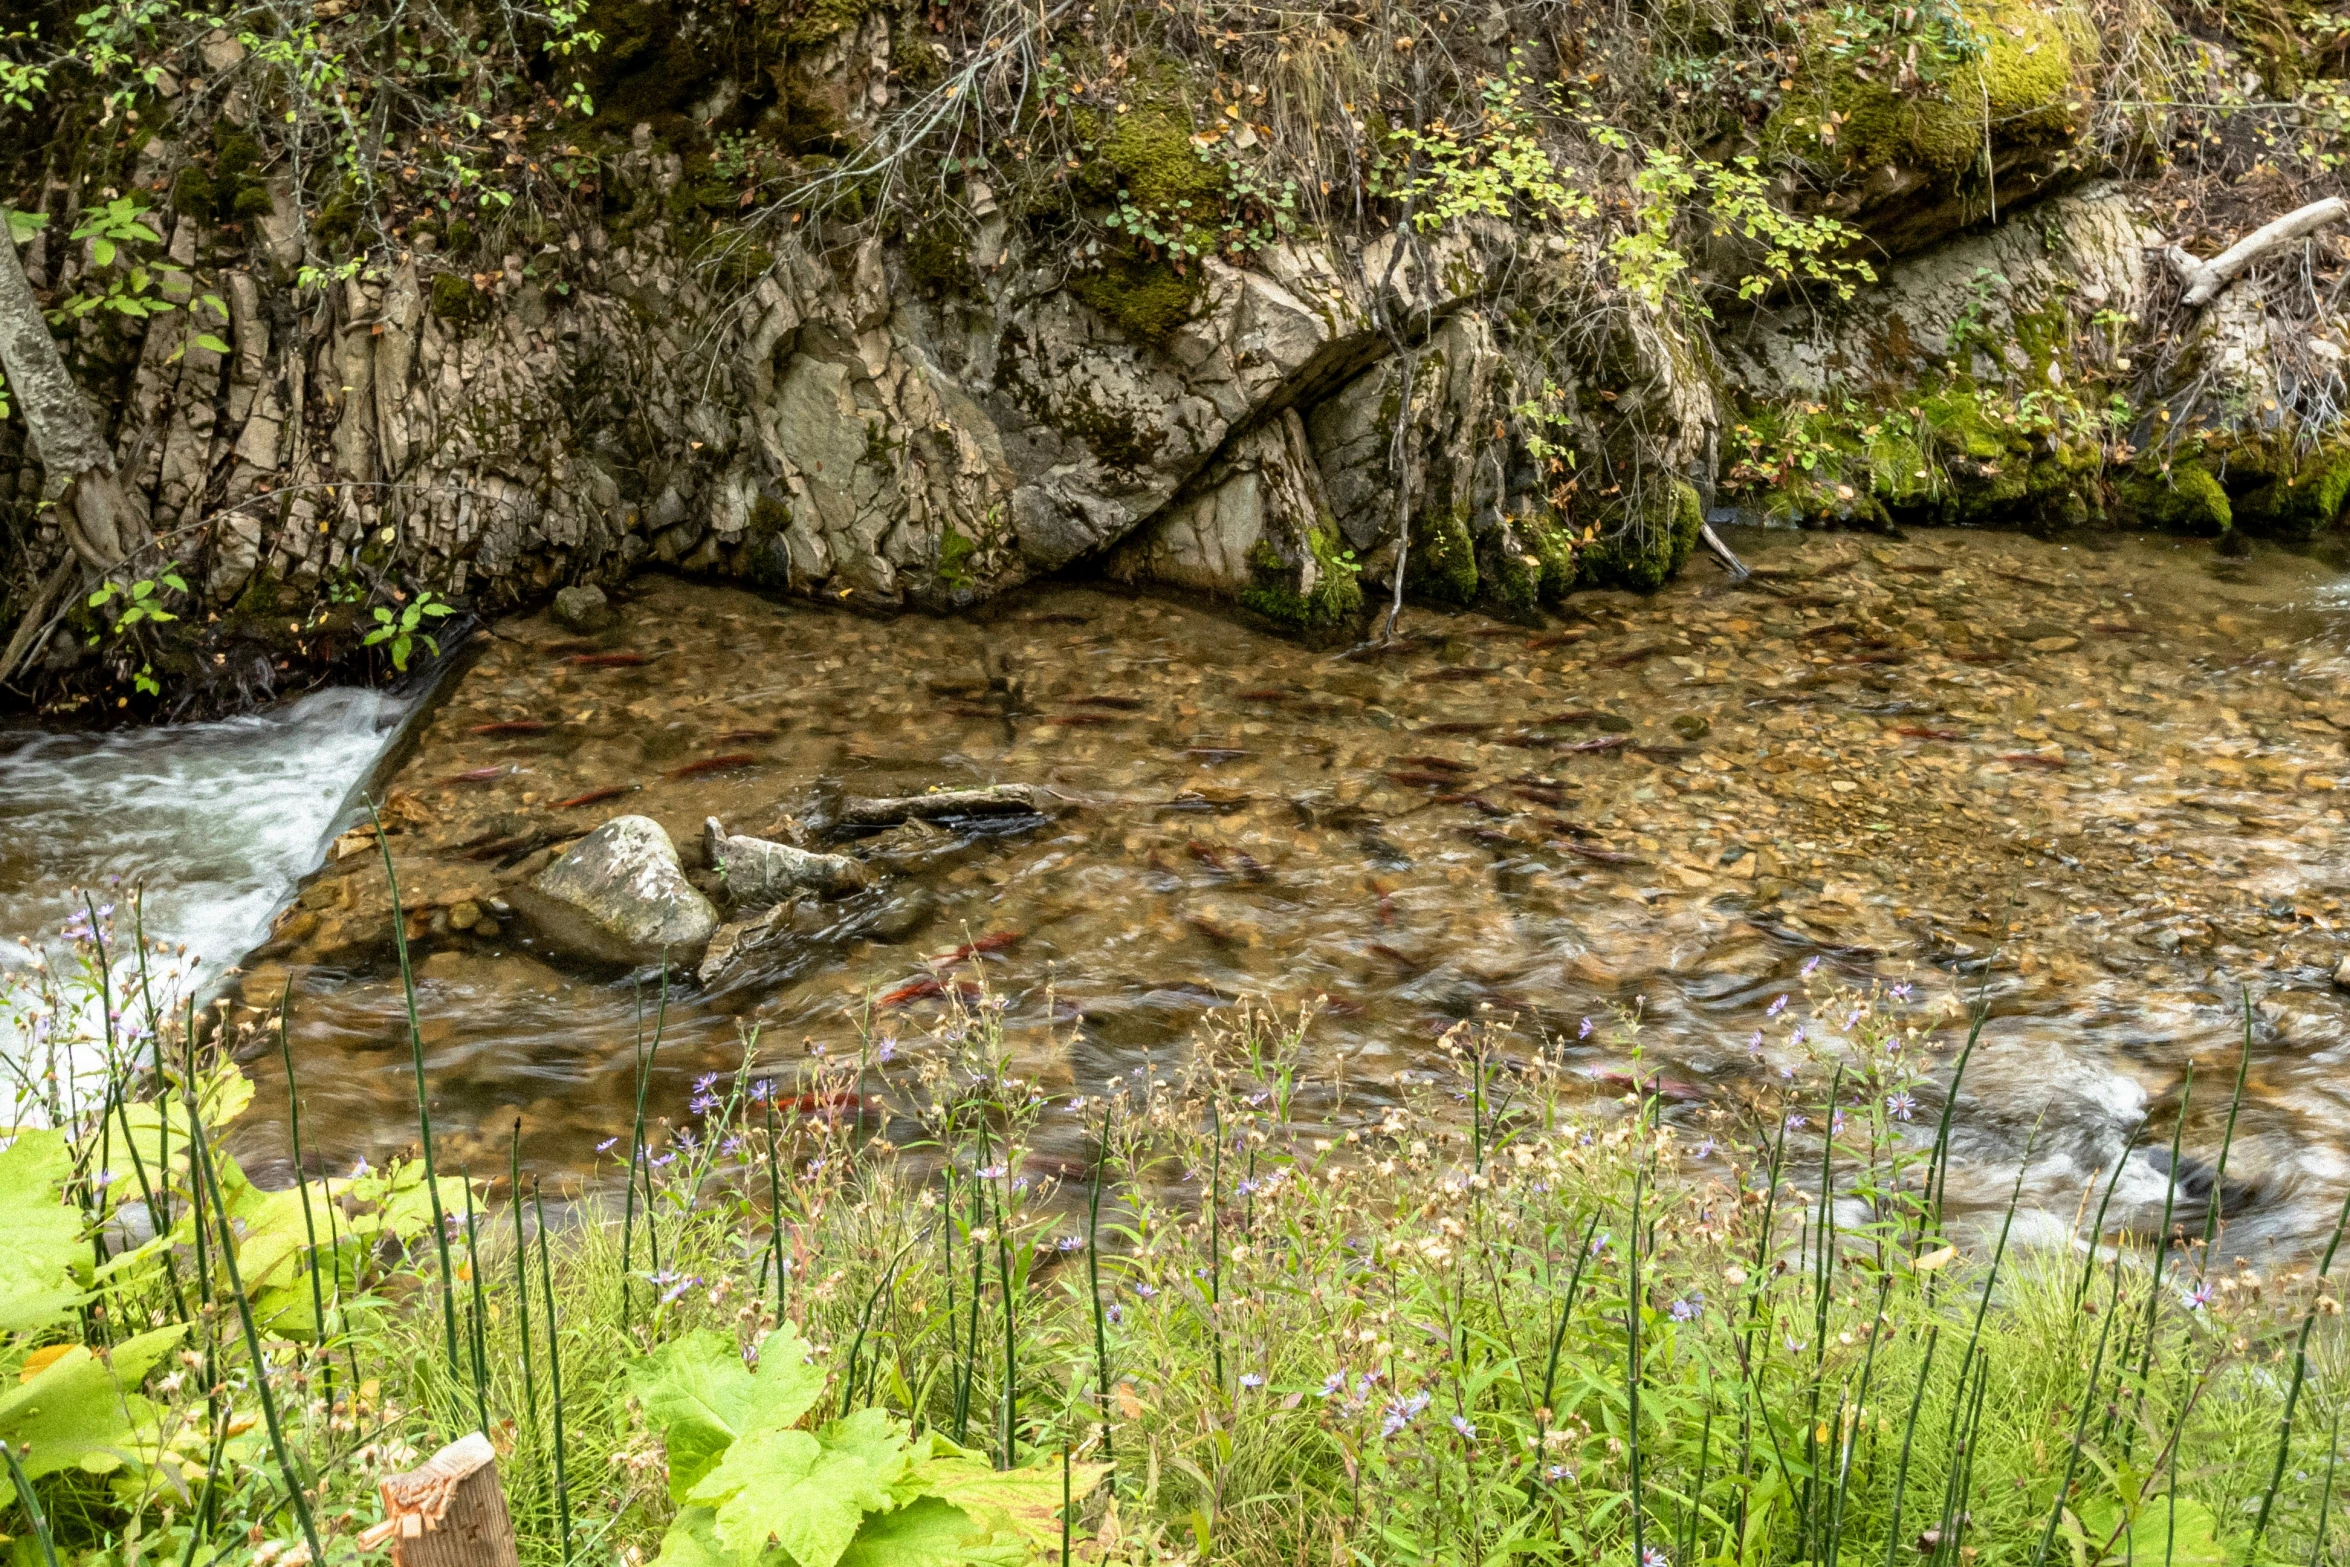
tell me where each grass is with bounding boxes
[0,891,2345,1567]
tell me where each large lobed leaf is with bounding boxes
[0,1128,88,1332]
[689,1409,912,1567]
[631,1322,827,1502]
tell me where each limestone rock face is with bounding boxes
[514,816,718,968]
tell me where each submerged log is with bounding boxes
[817,782,1063,830]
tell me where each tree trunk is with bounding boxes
[0,215,142,571]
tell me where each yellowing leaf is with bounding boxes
[910,1456,1109,1553]
[1114,1383,1141,1419]
[1913,1245,1957,1273]
[19,1344,76,1383]
[837,1497,1028,1567]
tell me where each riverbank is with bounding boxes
[0,956,2343,1567]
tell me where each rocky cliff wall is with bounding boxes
[4,0,2348,715]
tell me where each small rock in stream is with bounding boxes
[705,817,871,907]
[698,902,791,985]
[552,583,613,632]
[511,814,718,968]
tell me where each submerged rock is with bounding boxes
[552,584,613,632]
[704,817,871,907]
[512,815,718,968]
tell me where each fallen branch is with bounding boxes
[2165,197,2350,307]
[1698,522,1750,580]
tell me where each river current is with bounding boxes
[6,526,2349,1256]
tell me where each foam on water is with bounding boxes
[0,687,410,1007]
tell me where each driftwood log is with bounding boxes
[815,782,1062,831]
[356,1432,519,1567]
[2165,197,2350,307]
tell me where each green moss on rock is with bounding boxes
[1766,0,2087,196]
[2116,463,2231,535]
[1068,250,1199,344]
[1405,505,1481,605]
[429,272,481,323]
[2229,445,2350,538]
[1240,518,1362,628]
[1579,478,1704,591]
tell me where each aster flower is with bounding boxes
[1578,1017,1595,1038]
[1887,1090,1917,1122]
[1319,1372,1347,1398]
[1669,1295,1702,1322]
[596,1137,619,1154]
[1768,994,1789,1016]
[1451,1415,1477,1440]
[1645,1549,1670,1567]
[1239,1373,1264,1390]
[1802,955,1822,976]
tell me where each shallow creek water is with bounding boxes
[14,525,2350,1254]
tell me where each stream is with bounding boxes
[6,525,2350,1256]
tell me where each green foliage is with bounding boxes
[630,1325,828,1500]
[364,588,458,671]
[1378,56,1596,235]
[638,1328,1100,1567]
[0,1131,85,1333]
[87,573,188,633]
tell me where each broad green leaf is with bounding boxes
[908,1456,1107,1553]
[192,333,232,354]
[836,1497,1029,1567]
[0,1325,185,1505]
[650,1506,789,1567]
[690,1409,911,1567]
[5,209,48,244]
[2073,1495,2224,1567]
[631,1323,827,1501]
[0,1129,87,1332]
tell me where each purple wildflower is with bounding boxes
[1239,1373,1264,1390]
[1579,1017,1595,1038]
[1887,1091,1917,1122]
[1767,994,1789,1017]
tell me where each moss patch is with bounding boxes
[1405,505,1482,605]
[1765,0,2088,197]
[429,272,482,323]
[2115,463,2231,535]
[1578,478,1703,591]
[1240,517,1363,629]
[2226,443,2350,538]
[1068,249,1199,344]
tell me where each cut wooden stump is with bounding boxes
[356,1432,519,1567]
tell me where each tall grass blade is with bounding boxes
[369,796,460,1374]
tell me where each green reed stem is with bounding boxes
[1,1441,60,1567]
[511,1119,540,1437]
[1627,1139,1647,1567]
[2074,1112,2146,1310]
[1883,1323,1941,1567]
[2310,1401,2342,1567]
[766,1099,788,1321]
[1540,1208,1602,1422]
[185,1091,325,1567]
[273,984,330,1412]
[2248,1178,2350,1558]
[2200,1000,2254,1271]
[462,1169,491,1435]
[1086,1099,1115,1470]
[621,978,666,1338]
[1209,1099,1225,1392]
[534,1178,574,1565]
[369,797,460,1375]
[2127,1063,2194,1461]
[996,1157,1018,1470]
[2033,1243,2125,1567]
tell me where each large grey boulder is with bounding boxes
[514,815,717,967]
